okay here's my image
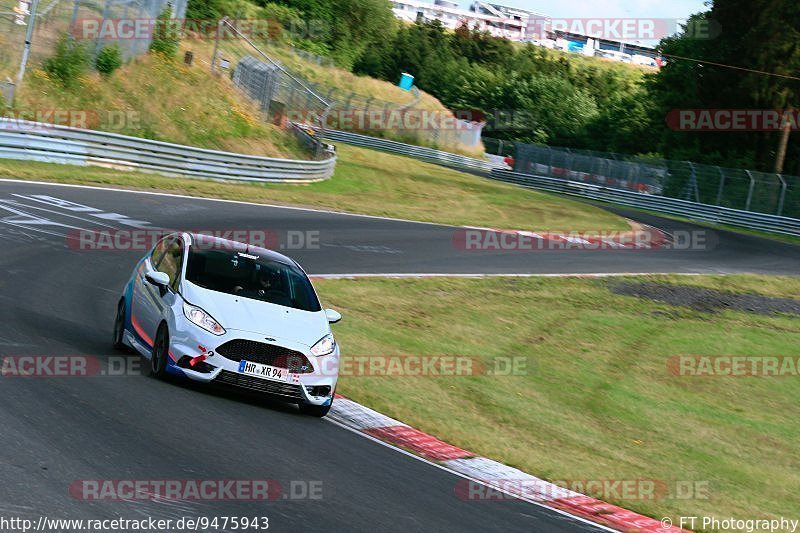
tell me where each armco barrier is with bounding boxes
[0,119,336,183]
[317,128,493,172]
[491,169,800,237]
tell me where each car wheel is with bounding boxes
[151,324,169,379]
[112,299,127,351]
[299,398,333,418]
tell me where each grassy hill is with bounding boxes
[15,52,307,158]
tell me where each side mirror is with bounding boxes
[146,271,171,288]
[325,309,342,324]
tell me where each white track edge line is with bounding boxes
[324,417,618,533]
[310,272,710,278]
[0,178,474,230]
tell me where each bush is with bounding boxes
[186,0,224,19]
[43,35,89,87]
[150,7,180,58]
[96,45,122,76]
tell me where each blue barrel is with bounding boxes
[398,72,415,91]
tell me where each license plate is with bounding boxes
[238,360,288,382]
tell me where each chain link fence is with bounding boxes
[503,140,799,219]
[212,24,483,153]
[288,45,335,68]
[0,0,30,83]
[1,0,186,90]
[232,54,331,127]
[211,18,331,128]
[80,0,188,62]
[482,137,514,157]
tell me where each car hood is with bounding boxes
[182,282,329,348]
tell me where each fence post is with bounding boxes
[776,174,787,216]
[715,166,725,205]
[93,0,111,57]
[211,17,226,73]
[15,0,41,86]
[683,162,700,203]
[745,170,755,211]
[566,151,574,179]
[68,0,80,40]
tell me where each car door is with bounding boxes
[150,236,184,328]
[135,235,175,346]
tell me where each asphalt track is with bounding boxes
[0,180,798,533]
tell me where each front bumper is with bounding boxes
[169,324,338,406]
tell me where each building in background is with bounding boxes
[389,0,662,66]
[390,0,546,42]
[469,2,549,41]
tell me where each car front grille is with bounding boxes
[215,339,313,373]
[214,370,305,400]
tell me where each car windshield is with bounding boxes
[185,247,321,312]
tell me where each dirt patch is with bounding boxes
[610,282,800,316]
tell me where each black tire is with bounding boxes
[151,323,169,379]
[299,399,333,418]
[112,299,127,351]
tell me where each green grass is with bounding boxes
[314,274,800,527]
[0,144,629,232]
[17,53,307,159]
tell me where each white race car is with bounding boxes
[113,232,341,417]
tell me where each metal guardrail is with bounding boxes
[317,128,493,172]
[491,169,800,237]
[0,119,337,182]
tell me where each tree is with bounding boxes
[96,45,122,76]
[150,7,181,58]
[487,73,599,145]
[274,0,396,69]
[649,1,800,170]
[43,34,89,88]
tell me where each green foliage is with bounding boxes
[477,72,599,145]
[649,1,800,172]
[264,0,396,68]
[186,0,225,19]
[149,7,181,58]
[352,20,629,148]
[43,35,89,88]
[95,45,122,76]
[181,0,800,170]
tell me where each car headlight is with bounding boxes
[183,302,225,335]
[310,334,336,356]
